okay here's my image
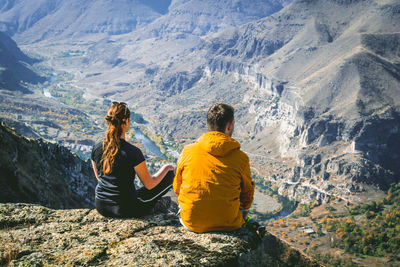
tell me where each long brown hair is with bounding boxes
[102,102,130,174]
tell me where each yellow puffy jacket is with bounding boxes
[173,131,254,233]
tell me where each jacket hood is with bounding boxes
[197,131,240,157]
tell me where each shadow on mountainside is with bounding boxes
[0,32,45,93]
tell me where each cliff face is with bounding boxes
[0,203,319,266]
[0,123,96,209]
[0,32,44,92]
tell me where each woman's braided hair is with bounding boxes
[102,102,130,174]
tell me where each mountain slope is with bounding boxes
[142,0,400,203]
[0,32,44,92]
[19,0,293,104]
[0,0,292,43]
[0,0,165,43]
[137,0,290,38]
[0,123,96,208]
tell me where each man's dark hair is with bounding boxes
[207,103,234,132]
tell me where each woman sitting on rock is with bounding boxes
[91,102,174,218]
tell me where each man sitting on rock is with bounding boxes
[174,103,261,234]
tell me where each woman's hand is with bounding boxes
[161,164,175,174]
[135,162,175,190]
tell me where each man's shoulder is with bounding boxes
[230,149,250,170]
[183,142,197,151]
[177,142,200,161]
[233,148,249,161]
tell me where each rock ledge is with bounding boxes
[0,203,318,266]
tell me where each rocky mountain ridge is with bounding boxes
[0,123,96,209]
[136,0,290,38]
[0,0,164,43]
[0,0,292,43]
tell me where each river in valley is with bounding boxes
[133,127,165,159]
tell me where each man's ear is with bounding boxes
[226,121,233,131]
[226,121,233,132]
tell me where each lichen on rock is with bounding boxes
[0,203,318,266]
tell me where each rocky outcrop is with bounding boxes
[0,123,96,209]
[157,69,204,96]
[0,118,40,139]
[268,152,395,205]
[0,203,319,266]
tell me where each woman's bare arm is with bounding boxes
[135,162,174,190]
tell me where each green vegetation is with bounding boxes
[320,183,400,258]
[313,252,356,267]
[325,206,336,212]
[279,195,297,215]
[295,203,313,217]
[348,200,383,216]
[251,174,275,195]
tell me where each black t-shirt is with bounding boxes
[91,139,145,205]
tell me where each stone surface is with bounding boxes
[0,203,318,266]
